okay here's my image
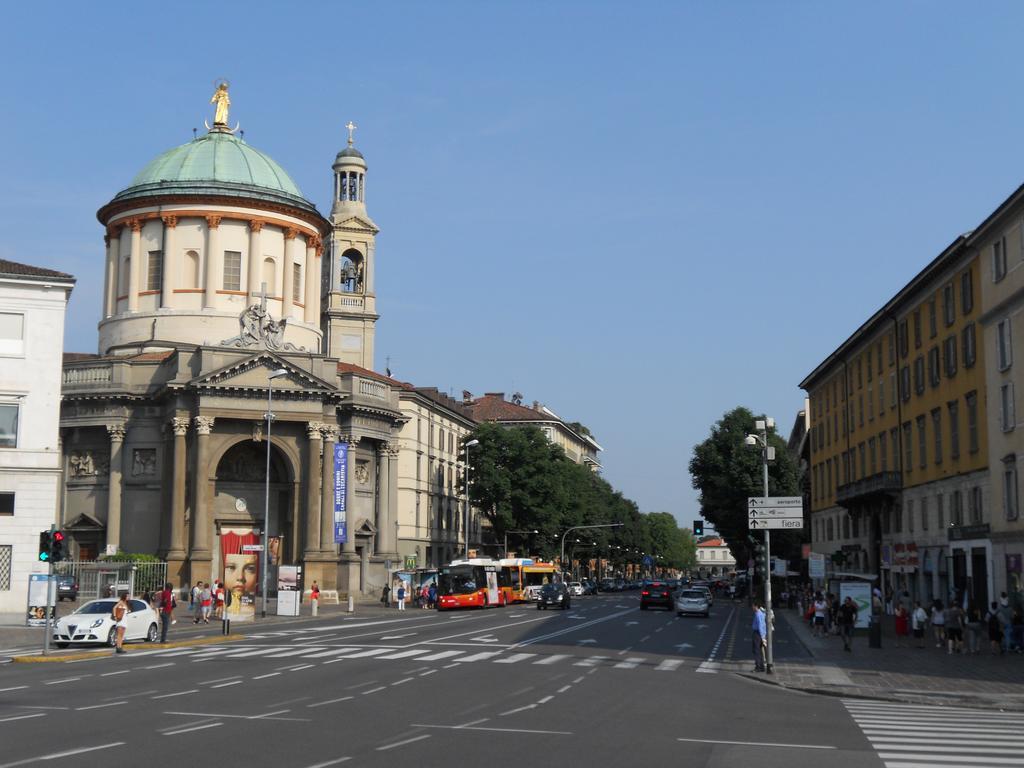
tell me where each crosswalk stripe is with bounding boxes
[862,727,1023,736]
[224,648,281,658]
[655,659,684,671]
[332,648,391,659]
[300,648,361,658]
[871,737,1024,746]
[377,649,430,660]
[534,654,569,665]
[456,651,503,662]
[415,650,464,662]
[574,656,609,667]
[494,653,536,664]
[266,647,329,658]
[614,657,644,669]
[877,754,1024,765]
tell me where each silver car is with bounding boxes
[675,588,710,618]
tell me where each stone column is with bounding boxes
[105,424,126,553]
[167,417,189,561]
[342,434,358,555]
[103,226,120,318]
[203,215,222,309]
[282,228,298,318]
[376,443,393,556]
[387,443,399,557]
[304,237,320,324]
[161,215,178,309]
[305,422,322,560]
[247,220,264,300]
[127,219,142,312]
[320,426,338,555]
[191,416,215,564]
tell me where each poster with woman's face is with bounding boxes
[221,526,259,621]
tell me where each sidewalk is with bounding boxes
[0,595,401,660]
[740,607,1024,710]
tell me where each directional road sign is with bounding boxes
[749,507,804,518]
[748,496,802,511]
[748,517,804,530]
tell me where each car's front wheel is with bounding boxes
[146,623,159,642]
[106,627,118,647]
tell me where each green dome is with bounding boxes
[111,130,315,212]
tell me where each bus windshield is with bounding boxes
[523,570,554,588]
[438,566,480,595]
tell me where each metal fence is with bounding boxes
[54,560,168,601]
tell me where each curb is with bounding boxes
[733,671,1024,712]
[11,633,246,663]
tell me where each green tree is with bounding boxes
[689,407,802,564]
[646,512,696,571]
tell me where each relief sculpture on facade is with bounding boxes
[221,291,305,352]
[131,449,156,476]
[69,450,108,478]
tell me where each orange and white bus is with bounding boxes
[435,559,502,610]
[498,558,559,603]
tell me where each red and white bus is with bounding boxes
[498,558,559,603]
[435,559,502,610]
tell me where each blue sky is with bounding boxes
[3,2,1023,528]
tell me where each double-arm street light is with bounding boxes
[504,529,537,558]
[463,439,480,560]
[262,368,289,619]
[560,523,623,577]
[744,417,775,673]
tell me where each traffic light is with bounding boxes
[38,531,51,562]
[693,520,703,537]
[753,541,767,577]
[50,530,66,563]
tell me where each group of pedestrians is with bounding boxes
[380,580,438,610]
[189,580,227,623]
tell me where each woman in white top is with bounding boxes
[112,592,130,655]
[813,595,828,638]
[912,602,929,649]
[931,600,946,648]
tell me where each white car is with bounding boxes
[52,598,160,648]
[676,588,710,618]
[568,582,584,597]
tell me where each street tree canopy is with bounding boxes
[689,406,803,565]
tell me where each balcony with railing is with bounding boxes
[836,471,902,507]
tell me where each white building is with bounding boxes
[0,259,75,615]
[695,537,736,578]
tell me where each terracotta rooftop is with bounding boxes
[696,538,725,548]
[0,258,75,282]
[337,362,413,390]
[466,393,549,423]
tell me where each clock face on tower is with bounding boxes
[235,497,247,513]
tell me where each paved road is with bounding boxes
[3,594,1013,767]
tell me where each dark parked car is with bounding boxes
[536,581,571,610]
[581,579,598,595]
[640,581,673,611]
[56,575,78,601]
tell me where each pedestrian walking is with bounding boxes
[837,596,858,651]
[752,600,767,671]
[428,581,437,609]
[190,581,202,624]
[894,602,909,647]
[998,596,1014,652]
[964,602,982,654]
[213,581,225,620]
[397,583,406,611]
[912,601,928,649]
[112,592,129,654]
[158,582,175,643]
[420,583,430,609]
[946,602,964,654]
[812,593,828,638]
[987,601,1004,654]
[199,582,212,623]
[381,583,391,607]
[931,600,946,647]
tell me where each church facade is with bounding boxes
[59,92,408,597]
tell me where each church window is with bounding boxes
[223,251,241,291]
[184,250,200,289]
[262,257,276,291]
[0,403,18,448]
[120,256,131,296]
[0,313,24,356]
[146,250,163,291]
[292,263,302,303]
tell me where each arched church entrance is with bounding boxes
[212,440,294,607]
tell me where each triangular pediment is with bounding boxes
[65,512,104,530]
[334,215,379,234]
[355,518,377,535]
[191,353,337,394]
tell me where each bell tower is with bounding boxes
[322,122,379,368]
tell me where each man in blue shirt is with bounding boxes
[752,600,767,672]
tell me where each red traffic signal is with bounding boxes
[53,531,65,542]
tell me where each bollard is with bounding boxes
[311,598,318,617]
[347,594,354,613]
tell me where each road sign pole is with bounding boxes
[761,437,774,675]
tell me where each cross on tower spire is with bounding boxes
[345,121,357,146]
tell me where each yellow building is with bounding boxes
[801,237,990,607]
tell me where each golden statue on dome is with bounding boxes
[211,80,231,126]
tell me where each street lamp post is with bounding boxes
[560,524,623,578]
[463,439,480,560]
[262,368,289,619]
[745,417,775,673]
[503,529,538,558]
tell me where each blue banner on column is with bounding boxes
[334,442,348,543]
